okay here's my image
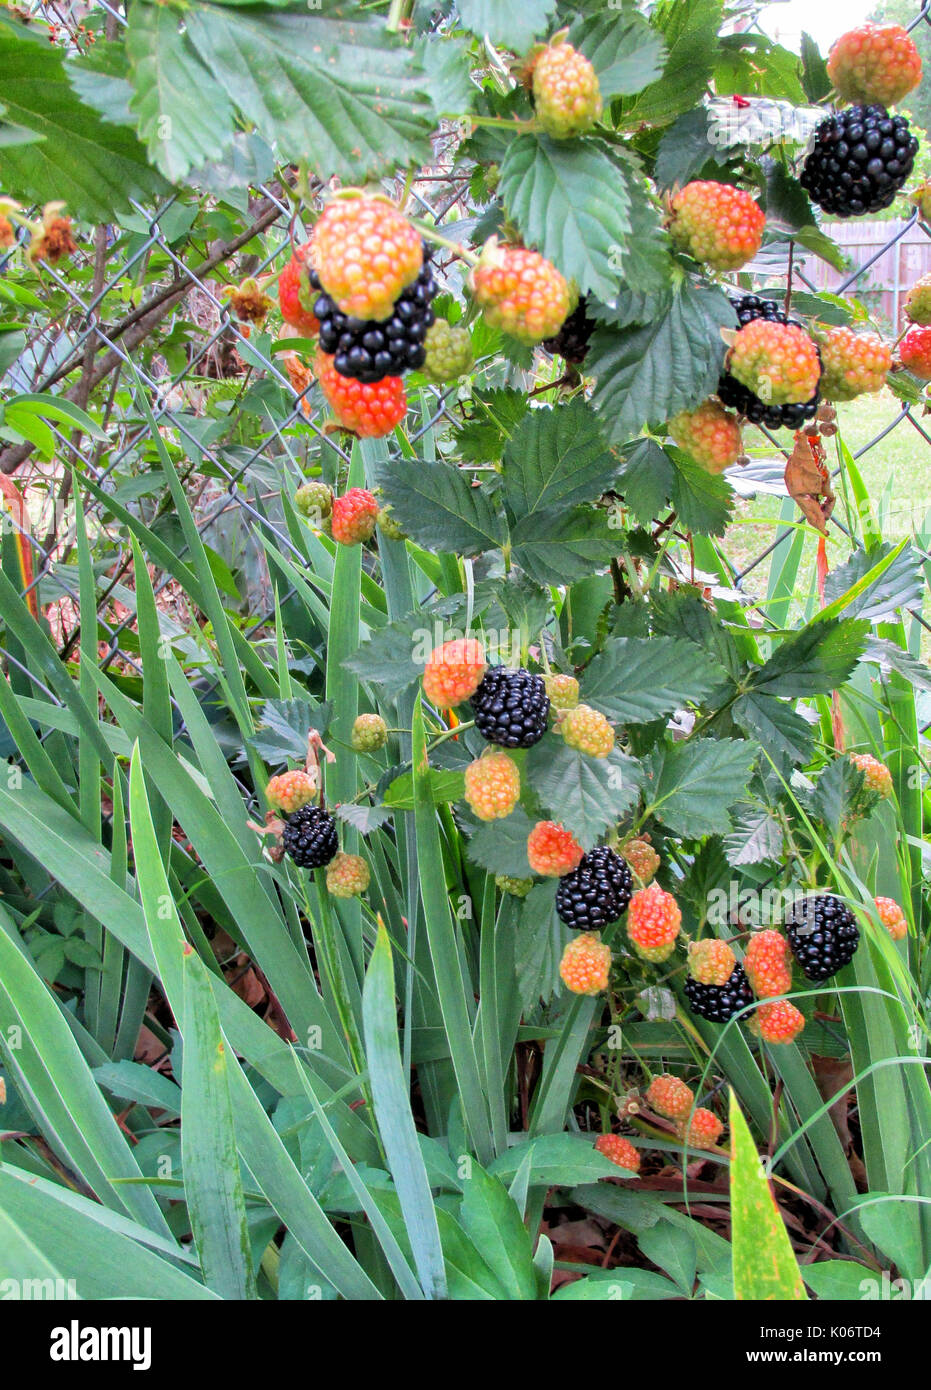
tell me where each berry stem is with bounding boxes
[467,114,542,134]
[411,222,480,267]
[385,0,413,33]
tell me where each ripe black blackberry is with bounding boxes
[785,894,860,982]
[684,963,754,1023]
[717,295,821,430]
[800,105,919,218]
[470,667,550,749]
[314,247,437,384]
[555,846,634,931]
[542,297,595,365]
[281,805,339,869]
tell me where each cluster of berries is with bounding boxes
[719,295,822,430]
[594,1071,727,1173]
[682,883,877,1046]
[276,192,574,434]
[647,1074,724,1150]
[295,482,401,546]
[259,712,389,900]
[899,273,931,381]
[802,24,921,218]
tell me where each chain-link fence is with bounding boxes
[4,0,931,743]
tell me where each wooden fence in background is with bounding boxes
[799,219,931,331]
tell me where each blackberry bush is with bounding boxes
[0,1,926,1315]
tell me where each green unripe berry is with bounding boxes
[422,320,474,383]
[351,713,388,752]
[295,480,333,524]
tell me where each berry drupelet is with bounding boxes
[555,846,634,932]
[800,105,919,218]
[281,805,339,869]
[470,666,550,749]
[785,894,860,982]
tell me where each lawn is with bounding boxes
[724,389,931,632]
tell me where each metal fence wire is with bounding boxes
[3,0,931,747]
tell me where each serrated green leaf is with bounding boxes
[466,805,535,877]
[509,507,618,587]
[0,22,169,219]
[863,635,931,692]
[749,617,869,698]
[250,698,330,763]
[581,636,721,725]
[334,803,394,835]
[501,398,618,517]
[650,587,742,681]
[453,388,529,465]
[622,0,723,126]
[373,458,506,558]
[654,107,714,190]
[621,175,676,296]
[525,740,642,847]
[822,542,922,623]
[184,5,433,183]
[127,1,233,181]
[589,282,731,443]
[732,692,814,767]
[513,881,562,1008]
[416,33,477,117]
[498,138,632,299]
[666,447,735,537]
[723,810,784,867]
[808,755,863,832]
[570,11,667,99]
[715,34,806,104]
[456,0,555,53]
[612,439,675,524]
[643,738,757,837]
[343,613,424,702]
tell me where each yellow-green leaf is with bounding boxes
[729,1090,807,1301]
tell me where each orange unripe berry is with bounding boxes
[527,820,584,876]
[743,929,793,1000]
[559,931,612,995]
[627,882,681,963]
[422,638,487,708]
[594,1133,640,1172]
[668,181,764,272]
[646,1073,695,1122]
[676,1107,724,1149]
[463,751,521,821]
[875,896,907,942]
[688,938,737,987]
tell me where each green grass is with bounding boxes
[724,390,931,630]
